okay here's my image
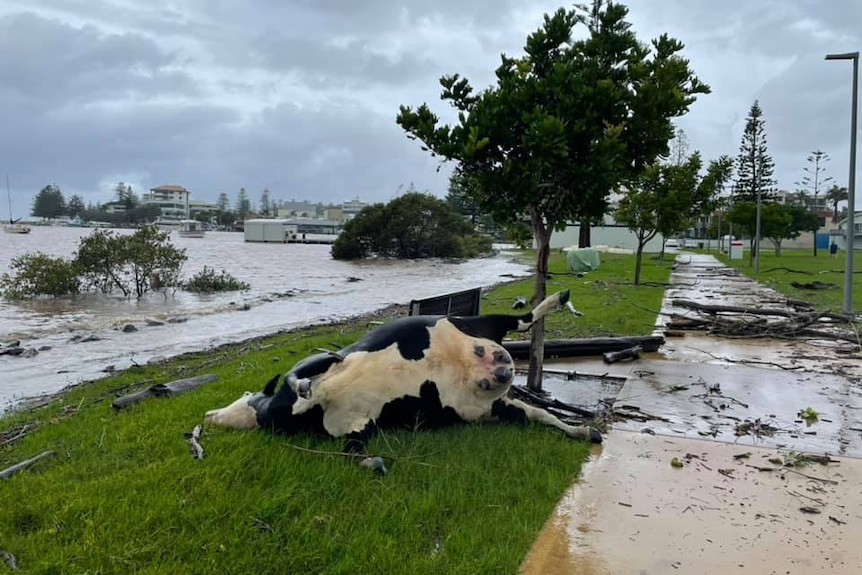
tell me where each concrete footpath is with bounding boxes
[520,253,862,574]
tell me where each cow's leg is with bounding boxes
[318,405,379,453]
[490,397,602,443]
[283,351,343,398]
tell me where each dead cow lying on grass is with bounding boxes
[205,290,602,454]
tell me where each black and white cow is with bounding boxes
[204,290,602,452]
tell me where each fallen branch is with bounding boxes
[508,384,596,419]
[112,374,220,410]
[0,450,57,479]
[503,336,664,360]
[0,424,35,448]
[603,345,642,364]
[685,346,805,371]
[744,464,839,485]
[187,425,204,459]
[762,267,814,275]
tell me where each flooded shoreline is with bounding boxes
[1,228,531,410]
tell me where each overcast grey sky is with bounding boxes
[1,0,860,218]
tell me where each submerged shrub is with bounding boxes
[0,253,80,299]
[75,227,187,298]
[183,266,249,293]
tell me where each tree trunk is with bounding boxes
[527,209,550,391]
[634,243,644,286]
[578,222,591,248]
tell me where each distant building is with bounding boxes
[102,202,127,214]
[342,198,368,221]
[143,184,190,223]
[277,201,316,218]
[324,207,344,222]
[833,211,862,251]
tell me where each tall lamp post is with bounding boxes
[826,51,858,315]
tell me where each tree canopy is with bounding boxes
[331,191,492,260]
[396,0,708,390]
[31,184,66,219]
[616,152,732,284]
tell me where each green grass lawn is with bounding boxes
[0,251,671,574]
[712,248,862,313]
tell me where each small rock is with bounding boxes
[103,365,115,373]
[240,303,251,311]
[122,324,138,333]
[145,319,165,327]
[21,348,39,358]
[38,345,52,351]
[167,317,188,324]
[359,456,387,476]
[71,334,101,343]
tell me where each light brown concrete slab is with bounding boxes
[522,253,862,574]
[522,431,862,575]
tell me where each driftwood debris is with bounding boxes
[112,374,220,410]
[187,424,205,459]
[667,300,859,344]
[603,345,642,364]
[503,336,664,360]
[1,550,17,571]
[790,281,839,291]
[0,450,56,479]
[508,384,596,420]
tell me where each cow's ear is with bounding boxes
[263,374,280,396]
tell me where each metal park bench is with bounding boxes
[408,287,482,317]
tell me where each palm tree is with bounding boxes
[824,185,848,223]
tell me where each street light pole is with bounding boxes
[826,51,858,315]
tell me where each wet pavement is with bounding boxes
[521,253,862,574]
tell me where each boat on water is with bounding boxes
[176,192,205,238]
[4,175,30,234]
[177,219,205,238]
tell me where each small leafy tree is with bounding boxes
[75,228,187,298]
[183,267,249,293]
[0,254,79,299]
[332,192,491,260]
[616,153,732,283]
[727,203,818,256]
[397,2,708,390]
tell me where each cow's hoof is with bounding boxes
[359,456,387,476]
[589,428,603,444]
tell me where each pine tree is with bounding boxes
[734,100,777,203]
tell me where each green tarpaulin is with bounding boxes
[565,247,601,272]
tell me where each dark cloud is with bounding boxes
[0,0,860,217]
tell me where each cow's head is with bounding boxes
[204,374,280,429]
[469,340,514,392]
